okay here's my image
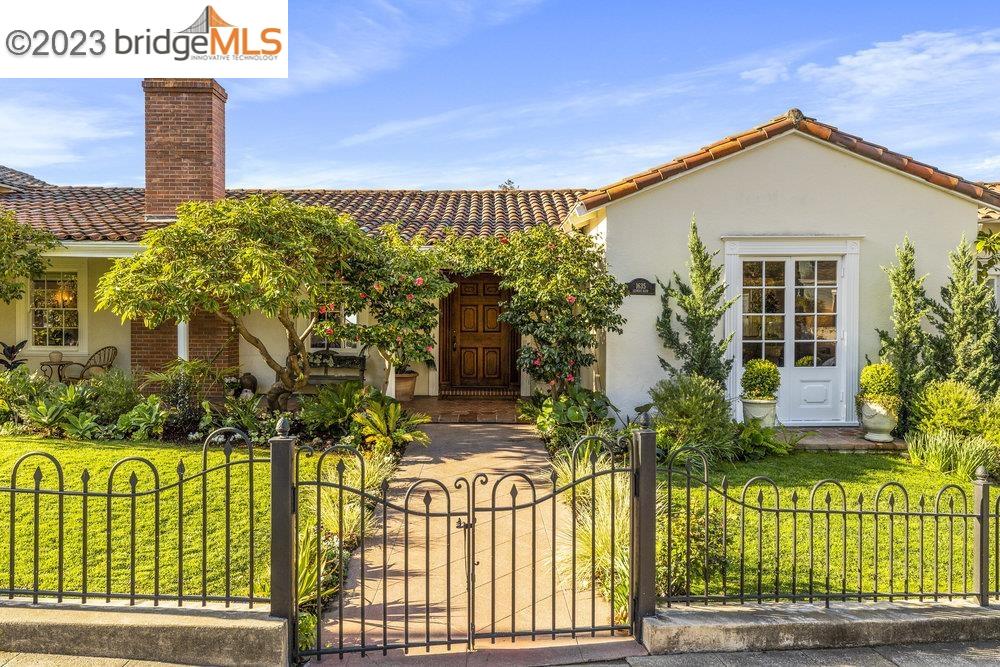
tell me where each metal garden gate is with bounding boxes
[280,433,641,660]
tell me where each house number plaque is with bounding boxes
[627,278,656,295]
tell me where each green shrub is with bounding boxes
[731,419,792,461]
[296,611,318,652]
[741,359,780,400]
[913,380,980,435]
[980,397,1000,446]
[650,374,735,461]
[116,395,167,441]
[147,359,232,441]
[83,369,142,426]
[0,368,51,417]
[857,363,902,416]
[299,382,367,440]
[655,503,728,598]
[534,385,617,449]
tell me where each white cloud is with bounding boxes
[740,62,790,86]
[232,0,543,99]
[0,94,132,169]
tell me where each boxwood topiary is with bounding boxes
[857,362,901,416]
[741,359,780,400]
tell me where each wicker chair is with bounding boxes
[61,346,118,383]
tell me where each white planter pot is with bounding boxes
[742,398,777,428]
[860,400,897,443]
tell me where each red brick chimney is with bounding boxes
[132,79,238,386]
[142,78,227,218]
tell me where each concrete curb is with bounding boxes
[0,602,287,666]
[643,600,1000,654]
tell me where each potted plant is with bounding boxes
[741,359,780,427]
[857,362,900,442]
[394,363,420,402]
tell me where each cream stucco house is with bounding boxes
[2,80,999,426]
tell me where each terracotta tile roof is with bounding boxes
[231,189,584,241]
[0,166,49,190]
[578,109,1000,214]
[981,183,1000,222]
[0,175,583,242]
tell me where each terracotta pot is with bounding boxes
[395,371,419,402]
[860,400,897,443]
[742,398,777,428]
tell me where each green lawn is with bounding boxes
[0,435,271,604]
[659,452,979,602]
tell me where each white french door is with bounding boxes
[739,257,845,423]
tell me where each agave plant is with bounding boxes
[25,399,66,436]
[62,411,101,440]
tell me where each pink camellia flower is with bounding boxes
[566,373,575,383]
[324,327,333,336]
[532,357,542,367]
[318,305,327,314]
[566,294,577,305]
[426,345,434,352]
[374,282,383,293]
[359,292,367,299]
[406,293,415,301]
[414,277,425,287]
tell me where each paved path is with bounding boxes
[322,423,643,665]
[0,655,177,666]
[624,640,1000,665]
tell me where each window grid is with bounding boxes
[793,260,838,367]
[741,260,786,367]
[30,272,79,348]
[311,304,359,351]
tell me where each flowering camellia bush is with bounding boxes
[452,224,628,396]
[315,226,454,391]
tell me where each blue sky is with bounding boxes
[3,0,999,190]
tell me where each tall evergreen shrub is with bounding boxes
[928,236,998,397]
[656,219,737,386]
[876,237,931,434]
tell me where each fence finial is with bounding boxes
[276,416,290,437]
[977,465,989,482]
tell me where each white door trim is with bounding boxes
[723,237,861,425]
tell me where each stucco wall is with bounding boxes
[0,258,130,374]
[600,132,980,417]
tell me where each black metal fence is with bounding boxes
[657,446,993,606]
[0,427,269,606]
[287,434,635,659]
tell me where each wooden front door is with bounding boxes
[440,273,518,393]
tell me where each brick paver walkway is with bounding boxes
[403,397,520,424]
[323,423,644,664]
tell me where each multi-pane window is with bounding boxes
[30,272,79,348]
[310,304,359,351]
[742,260,785,366]
[793,260,837,367]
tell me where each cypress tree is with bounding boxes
[876,237,932,434]
[656,218,737,386]
[928,235,998,396]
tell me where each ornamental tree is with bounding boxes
[96,195,376,403]
[316,226,454,392]
[656,219,737,386]
[928,235,999,396]
[875,237,932,434]
[0,209,59,304]
[454,224,628,396]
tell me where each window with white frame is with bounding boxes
[30,271,80,348]
[310,304,359,351]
